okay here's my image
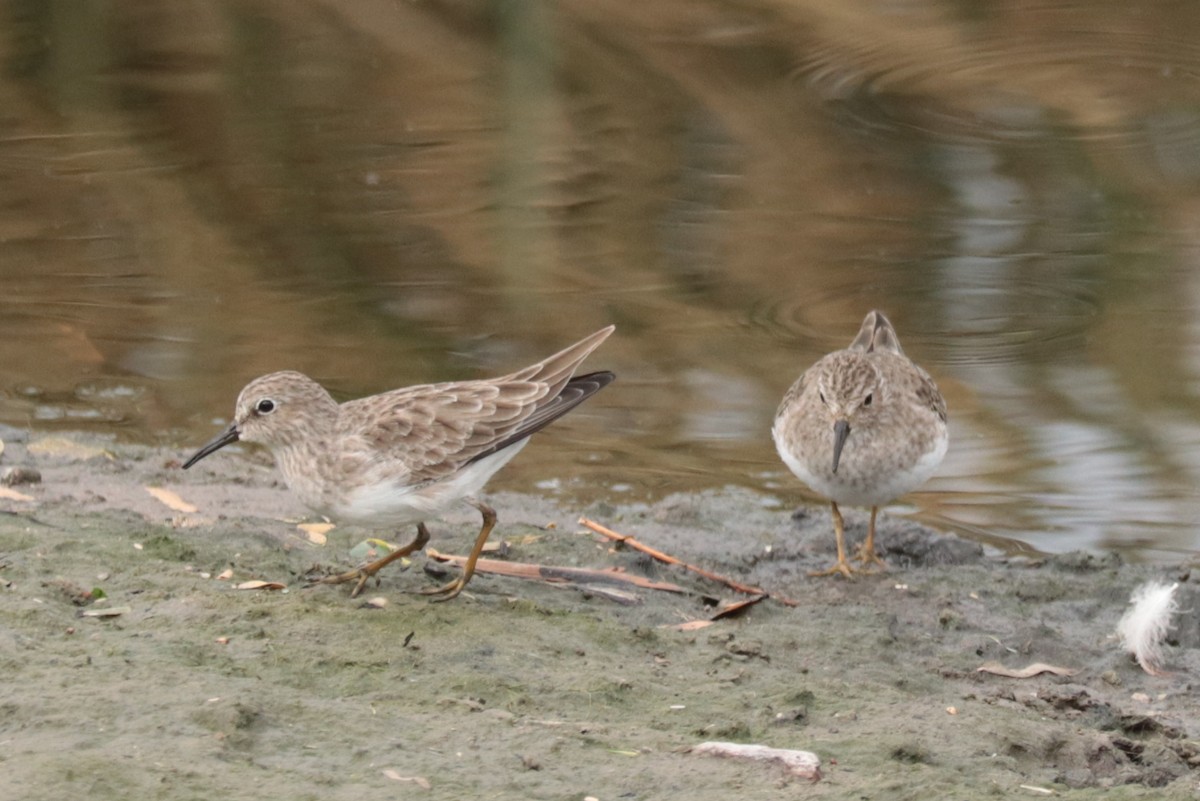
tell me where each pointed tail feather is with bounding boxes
[508,326,616,389]
[467,370,615,464]
[849,310,905,356]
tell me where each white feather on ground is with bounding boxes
[1116,581,1179,676]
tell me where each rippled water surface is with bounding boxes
[4,0,1200,559]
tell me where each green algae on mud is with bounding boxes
[1,436,1199,799]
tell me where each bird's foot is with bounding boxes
[308,566,377,598]
[808,559,858,579]
[418,576,469,602]
[854,544,887,572]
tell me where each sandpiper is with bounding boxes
[183,326,615,600]
[772,311,947,577]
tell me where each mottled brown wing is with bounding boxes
[913,366,947,423]
[338,379,550,484]
[338,327,616,485]
[469,371,614,463]
[775,369,809,420]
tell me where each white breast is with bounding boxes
[773,422,947,508]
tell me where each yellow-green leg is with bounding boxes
[420,500,496,602]
[312,522,431,597]
[854,507,887,570]
[809,501,856,578]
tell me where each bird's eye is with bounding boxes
[819,391,827,405]
[255,398,277,415]
[863,393,873,407]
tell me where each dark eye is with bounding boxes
[863,394,873,407]
[819,391,827,405]
[255,398,276,415]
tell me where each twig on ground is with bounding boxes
[976,662,1077,679]
[578,517,799,607]
[425,548,688,594]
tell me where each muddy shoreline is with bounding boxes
[2,433,1198,799]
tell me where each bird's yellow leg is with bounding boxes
[421,500,496,601]
[809,501,857,578]
[311,522,432,597]
[855,507,887,570]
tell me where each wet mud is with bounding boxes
[1,432,1198,799]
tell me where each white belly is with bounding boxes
[332,440,529,526]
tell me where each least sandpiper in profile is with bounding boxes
[772,311,947,577]
[183,326,615,600]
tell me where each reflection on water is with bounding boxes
[3,0,1200,559]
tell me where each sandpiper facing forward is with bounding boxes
[772,311,947,577]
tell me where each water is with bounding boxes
[2,0,1200,559]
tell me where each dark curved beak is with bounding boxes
[182,424,240,469]
[831,419,851,474]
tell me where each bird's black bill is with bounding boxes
[831,419,851,474]
[181,425,240,469]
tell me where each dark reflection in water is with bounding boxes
[3,0,1200,560]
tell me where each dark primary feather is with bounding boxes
[467,370,615,464]
[502,325,614,387]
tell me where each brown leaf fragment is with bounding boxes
[234,580,286,591]
[145,487,198,514]
[692,741,821,781]
[976,661,1077,679]
[668,620,714,631]
[216,568,234,581]
[710,595,766,620]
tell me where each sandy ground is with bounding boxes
[2,430,1199,800]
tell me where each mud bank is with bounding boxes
[1,433,1198,800]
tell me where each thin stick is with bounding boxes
[425,548,688,593]
[579,517,800,607]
